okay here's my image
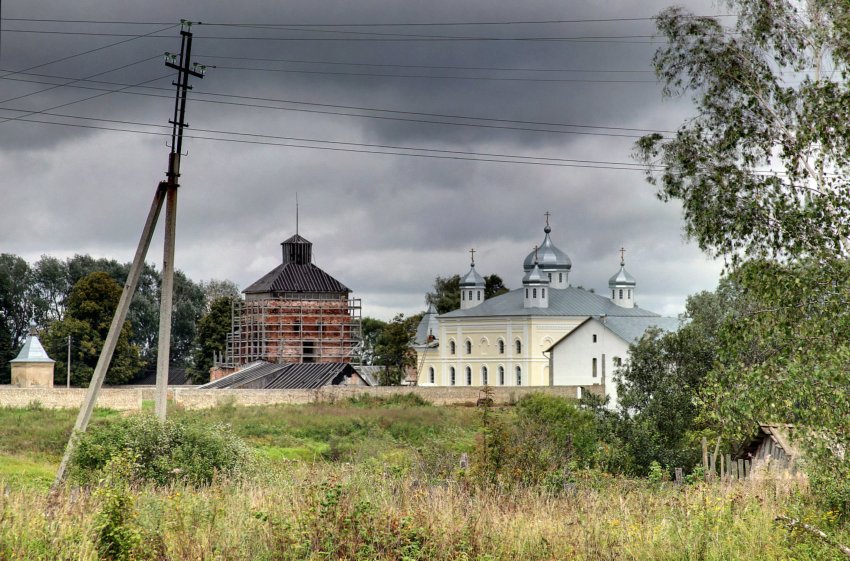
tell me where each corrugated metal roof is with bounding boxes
[413,304,439,345]
[441,287,660,319]
[353,365,381,386]
[198,361,283,389]
[265,362,355,389]
[243,263,350,294]
[603,316,683,343]
[10,334,54,363]
[198,361,360,389]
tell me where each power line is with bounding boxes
[0,108,655,170]
[0,27,669,43]
[0,23,177,78]
[194,54,655,73]
[0,54,160,107]
[210,65,659,83]
[2,15,735,27]
[0,70,171,127]
[0,106,655,165]
[0,72,672,138]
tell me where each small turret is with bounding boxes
[523,246,549,309]
[460,248,485,310]
[609,247,636,308]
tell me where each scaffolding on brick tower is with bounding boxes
[212,232,362,375]
[220,296,362,367]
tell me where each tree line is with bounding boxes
[0,253,239,385]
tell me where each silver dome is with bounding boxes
[460,263,485,287]
[523,226,572,272]
[522,262,549,285]
[608,265,636,287]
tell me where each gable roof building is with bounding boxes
[413,216,681,408]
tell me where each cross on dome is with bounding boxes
[620,247,626,266]
[469,247,476,266]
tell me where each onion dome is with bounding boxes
[523,221,571,273]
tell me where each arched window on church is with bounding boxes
[498,366,505,385]
[498,339,505,354]
[450,367,456,385]
[468,290,473,300]
[619,289,623,299]
[559,273,563,283]
[533,288,537,298]
[612,290,615,299]
[465,366,472,385]
[462,291,465,301]
[542,288,545,298]
[449,340,456,355]
[429,367,435,384]
[482,366,488,385]
[516,366,522,386]
[525,288,529,298]
[515,340,522,354]
[477,291,481,301]
[465,340,472,354]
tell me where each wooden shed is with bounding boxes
[738,424,801,473]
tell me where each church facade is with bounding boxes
[413,218,680,407]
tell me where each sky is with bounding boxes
[0,0,728,321]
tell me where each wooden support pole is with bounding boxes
[52,183,167,489]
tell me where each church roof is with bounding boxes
[243,262,350,294]
[10,334,54,363]
[600,316,681,343]
[414,304,440,345]
[545,315,682,352]
[441,286,660,319]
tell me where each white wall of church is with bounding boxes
[549,318,629,409]
[416,316,585,387]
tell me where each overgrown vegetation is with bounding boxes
[0,395,848,559]
[69,414,253,486]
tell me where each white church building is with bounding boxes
[413,217,681,408]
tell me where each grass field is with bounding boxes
[0,396,846,560]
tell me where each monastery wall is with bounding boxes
[0,384,603,410]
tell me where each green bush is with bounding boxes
[471,393,599,488]
[69,413,253,486]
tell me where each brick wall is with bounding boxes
[0,384,604,410]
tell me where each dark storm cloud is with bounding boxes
[2,0,724,319]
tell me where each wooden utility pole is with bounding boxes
[155,22,205,420]
[52,21,205,489]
